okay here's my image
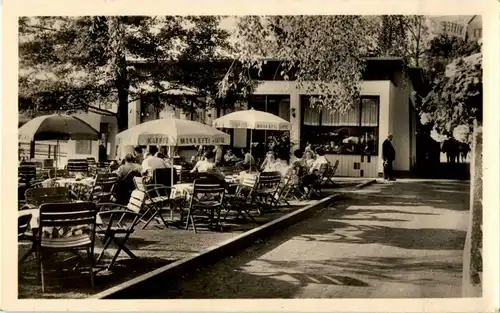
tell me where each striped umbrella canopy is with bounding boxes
[18,113,100,142]
[116,117,231,147]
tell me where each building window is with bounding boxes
[75,140,92,155]
[300,95,380,155]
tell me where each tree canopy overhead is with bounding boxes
[420,52,482,143]
[221,15,432,114]
[19,16,248,131]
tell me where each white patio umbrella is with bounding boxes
[18,114,100,176]
[116,117,231,187]
[116,118,231,147]
[212,108,292,170]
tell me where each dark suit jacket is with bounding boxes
[382,139,395,161]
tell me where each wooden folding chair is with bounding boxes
[37,202,98,292]
[322,159,339,187]
[18,213,35,264]
[133,177,172,229]
[19,162,45,188]
[308,163,329,198]
[223,174,259,223]
[255,172,283,212]
[48,168,69,179]
[67,159,89,177]
[24,187,70,209]
[88,173,118,202]
[95,202,141,270]
[185,178,225,233]
[19,187,70,263]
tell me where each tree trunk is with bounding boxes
[107,17,130,132]
[116,82,129,132]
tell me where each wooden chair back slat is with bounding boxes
[49,169,69,179]
[318,163,329,175]
[127,190,145,214]
[330,160,339,175]
[39,202,97,228]
[192,178,225,205]
[219,166,236,175]
[152,168,178,187]
[19,164,37,182]
[24,187,69,207]
[18,214,32,236]
[67,159,89,173]
[180,170,195,183]
[133,177,146,192]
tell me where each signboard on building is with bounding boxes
[428,15,482,42]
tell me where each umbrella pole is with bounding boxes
[55,140,59,179]
[170,145,174,221]
[250,129,253,172]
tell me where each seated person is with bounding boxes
[191,151,217,173]
[141,146,169,177]
[260,150,281,173]
[223,149,240,164]
[114,154,143,181]
[288,149,308,178]
[303,150,315,168]
[133,146,144,164]
[301,148,329,198]
[309,148,329,173]
[236,147,255,171]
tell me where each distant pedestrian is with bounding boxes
[382,134,396,181]
[443,136,459,164]
[459,142,470,163]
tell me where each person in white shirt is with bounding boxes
[141,146,168,176]
[260,151,281,172]
[301,148,329,199]
[309,148,329,173]
[303,150,315,168]
[213,145,223,166]
[236,147,255,171]
[191,151,217,173]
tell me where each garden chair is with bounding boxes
[133,177,172,229]
[48,168,70,179]
[114,171,141,205]
[95,202,142,270]
[223,174,259,223]
[152,167,179,187]
[37,201,98,292]
[19,187,70,262]
[18,213,35,264]
[24,187,70,209]
[185,178,225,233]
[321,160,339,187]
[87,173,118,203]
[308,163,329,198]
[255,171,282,213]
[19,162,45,188]
[67,159,89,177]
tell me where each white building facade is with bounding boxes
[122,57,421,178]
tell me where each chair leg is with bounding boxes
[96,235,113,264]
[39,250,45,292]
[142,210,159,229]
[86,248,95,288]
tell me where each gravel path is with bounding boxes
[148,179,470,299]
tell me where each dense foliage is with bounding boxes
[19,16,250,131]
[221,15,431,113]
[420,53,482,143]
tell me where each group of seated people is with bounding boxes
[111,143,332,202]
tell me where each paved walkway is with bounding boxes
[151,179,470,299]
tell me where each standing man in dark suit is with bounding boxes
[382,134,396,181]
